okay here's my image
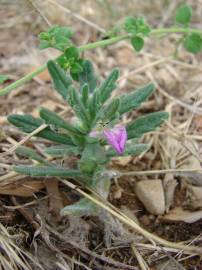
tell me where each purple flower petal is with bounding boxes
[103,126,127,154]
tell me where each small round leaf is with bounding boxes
[175,4,192,24]
[131,36,144,52]
[183,33,202,54]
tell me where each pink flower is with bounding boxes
[103,126,127,154]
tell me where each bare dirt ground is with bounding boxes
[0,0,202,269]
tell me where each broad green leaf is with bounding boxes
[183,33,202,54]
[8,114,73,145]
[44,145,80,156]
[47,60,72,100]
[97,68,119,104]
[127,111,169,139]
[13,165,82,179]
[118,83,155,115]
[76,60,97,92]
[0,75,9,84]
[131,36,144,52]
[175,4,192,24]
[16,146,48,164]
[61,197,99,216]
[107,143,149,157]
[39,107,81,134]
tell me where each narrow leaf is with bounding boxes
[39,107,81,134]
[44,145,80,156]
[127,111,169,139]
[97,68,119,104]
[47,60,72,100]
[16,146,48,164]
[107,143,149,157]
[76,60,97,92]
[13,165,82,179]
[61,197,98,216]
[118,83,155,115]
[8,114,73,145]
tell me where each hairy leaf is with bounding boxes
[119,83,155,115]
[107,143,148,157]
[97,68,119,104]
[16,146,48,164]
[127,111,169,139]
[39,107,81,134]
[61,197,99,216]
[47,60,72,100]
[13,165,82,178]
[44,145,80,156]
[76,60,97,92]
[8,114,73,145]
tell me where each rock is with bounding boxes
[186,185,202,210]
[161,207,202,223]
[163,174,178,212]
[135,180,165,215]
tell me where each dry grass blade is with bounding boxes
[0,223,43,270]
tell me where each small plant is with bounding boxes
[4,3,202,216]
[8,57,168,215]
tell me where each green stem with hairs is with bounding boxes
[1,27,202,96]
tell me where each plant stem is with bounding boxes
[1,27,202,96]
[0,34,130,96]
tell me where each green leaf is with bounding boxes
[44,145,80,156]
[16,146,48,164]
[127,111,169,139]
[124,16,150,36]
[183,33,202,54]
[131,36,144,52]
[107,143,149,157]
[39,107,81,134]
[8,114,73,145]
[47,60,72,100]
[175,4,192,25]
[13,165,82,179]
[88,91,101,119]
[64,46,79,61]
[79,143,107,174]
[96,98,120,123]
[81,84,89,107]
[39,26,73,51]
[97,68,119,104]
[76,60,97,92]
[70,62,83,74]
[118,83,155,115]
[0,75,9,84]
[61,197,99,216]
[124,16,137,34]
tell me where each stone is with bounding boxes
[135,179,165,215]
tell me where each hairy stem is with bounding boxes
[1,27,202,96]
